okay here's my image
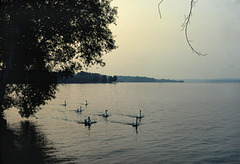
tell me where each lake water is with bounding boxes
[3,83,240,163]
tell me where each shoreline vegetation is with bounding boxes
[1,71,239,84]
[58,71,184,84]
[117,76,184,83]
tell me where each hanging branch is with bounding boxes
[182,0,206,56]
[158,0,206,56]
[158,0,164,19]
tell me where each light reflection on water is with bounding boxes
[3,83,240,163]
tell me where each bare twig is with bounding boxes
[158,0,206,56]
[158,0,164,19]
[33,114,38,119]
[181,0,206,56]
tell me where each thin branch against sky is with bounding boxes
[158,0,164,19]
[158,0,206,56]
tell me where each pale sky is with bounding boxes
[88,0,240,79]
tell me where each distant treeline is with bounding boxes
[117,76,184,83]
[1,70,184,84]
[58,71,117,83]
[58,72,184,84]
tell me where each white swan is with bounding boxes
[84,100,88,106]
[103,110,109,117]
[77,106,82,112]
[137,110,144,118]
[84,116,92,125]
[63,100,67,106]
[132,117,139,127]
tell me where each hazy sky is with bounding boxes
[88,0,240,79]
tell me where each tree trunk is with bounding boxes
[0,28,18,112]
[0,51,15,112]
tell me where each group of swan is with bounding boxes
[76,100,88,112]
[75,100,93,126]
[82,109,143,126]
[74,100,143,126]
[63,100,87,108]
[132,117,139,126]
[132,110,144,127]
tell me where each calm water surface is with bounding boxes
[4,83,240,163]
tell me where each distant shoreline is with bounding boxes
[184,78,240,83]
[116,75,184,83]
[58,72,184,84]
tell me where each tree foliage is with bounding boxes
[0,0,118,73]
[59,71,117,83]
[0,0,117,117]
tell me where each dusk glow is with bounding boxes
[89,0,240,79]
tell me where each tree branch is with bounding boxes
[158,0,164,19]
[181,0,206,56]
[158,0,206,56]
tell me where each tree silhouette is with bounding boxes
[101,75,107,83]
[108,76,114,83]
[0,0,117,118]
[113,75,117,82]
[108,75,117,83]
